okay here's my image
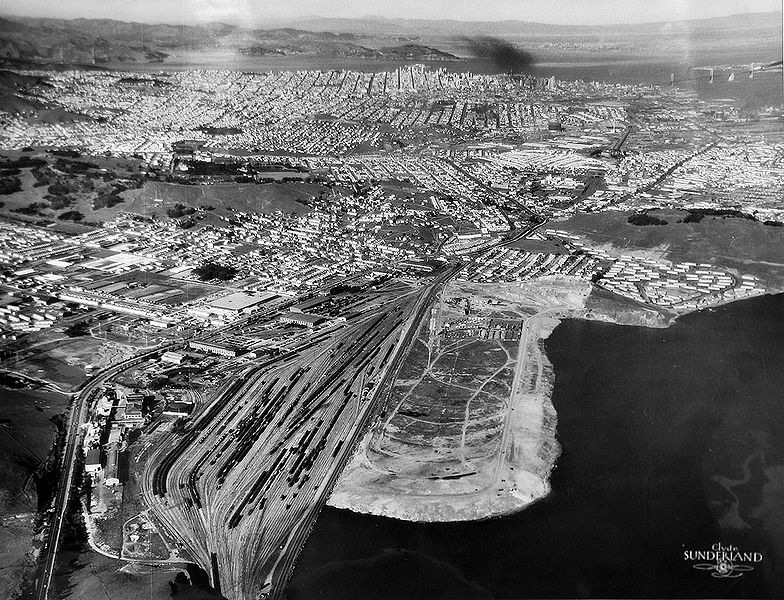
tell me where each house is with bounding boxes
[85,448,102,474]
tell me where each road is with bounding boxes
[606,140,719,208]
[34,343,176,600]
[641,141,718,193]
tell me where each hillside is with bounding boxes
[0,12,777,67]
[283,11,781,37]
[0,69,50,113]
[0,17,458,66]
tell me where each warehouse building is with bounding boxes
[279,312,325,328]
[205,291,277,318]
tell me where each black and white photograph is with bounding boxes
[0,1,782,599]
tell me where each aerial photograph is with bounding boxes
[0,0,781,598]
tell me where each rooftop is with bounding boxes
[207,291,276,312]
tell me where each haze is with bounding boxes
[0,0,780,26]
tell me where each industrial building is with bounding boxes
[161,351,186,365]
[189,340,243,358]
[206,292,277,317]
[279,312,325,328]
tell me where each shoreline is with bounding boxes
[328,283,768,523]
[328,279,586,522]
[0,385,71,598]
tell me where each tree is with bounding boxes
[193,261,237,281]
[12,202,49,215]
[628,212,667,226]
[58,210,85,222]
[64,320,91,337]
[0,176,22,195]
[47,195,75,210]
[166,203,196,218]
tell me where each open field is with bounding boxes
[6,333,118,389]
[0,387,69,599]
[55,550,190,600]
[121,181,324,220]
[583,285,672,328]
[0,512,37,600]
[0,151,144,227]
[0,169,95,226]
[8,344,91,390]
[552,210,784,289]
[0,388,68,514]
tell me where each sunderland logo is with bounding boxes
[684,543,763,578]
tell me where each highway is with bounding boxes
[34,343,176,600]
[641,141,718,193]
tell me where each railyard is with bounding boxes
[132,271,453,599]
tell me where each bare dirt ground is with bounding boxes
[58,552,183,600]
[0,512,37,600]
[329,276,593,521]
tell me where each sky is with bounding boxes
[0,0,779,26]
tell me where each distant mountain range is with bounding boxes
[276,11,780,36]
[0,12,778,68]
[0,16,459,66]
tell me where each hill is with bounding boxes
[0,17,460,66]
[0,69,50,113]
[283,11,781,37]
[0,12,776,67]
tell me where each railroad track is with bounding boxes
[35,343,176,600]
[138,278,450,599]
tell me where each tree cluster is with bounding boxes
[628,212,667,226]
[193,261,237,281]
